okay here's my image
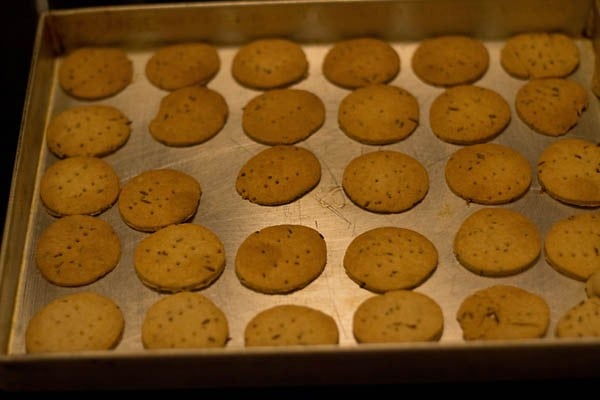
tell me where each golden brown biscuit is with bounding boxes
[555,297,600,338]
[323,37,400,89]
[58,47,133,100]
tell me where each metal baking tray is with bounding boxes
[1,0,599,390]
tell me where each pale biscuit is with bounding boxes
[235,224,327,294]
[231,38,308,89]
[235,145,321,206]
[352,290,444,343]
[555,297,600,338]
[39,156,120,217]
[454,207,541,277]
[141,291,229,349]
[515,78,588,136]
[445,143,532,204]
[35,215,121,287]
[25,292,124,353]
[537,138,600,207]
[411,35,489,87]
[145,42,220,90]
[244,304,339,347]
[118,168,202,232]
[342,150,429,213]
[242,89,325,145]
[500,32,580,79]
[46,105,132,158]
[544,212,600,281]
[343,227,438,293]
[429,85,511,144]
[149,85,228,147]
[456,285,550,341]
[134,223,225,292]
[322,37,400,89]
[338,84,419,145]
[58,47,133,100]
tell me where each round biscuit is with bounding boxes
[39,156,120,217]
[343,227,438,293]
[338,84,419,145]
[58,47,133,100]
[515,78,588,137]
[456,285,550,341]
[429,85,511,144]
[134,223,225,292]
[118,168,202,232]
[453,207,541,277]
[235,224,327,294]
[544,212,600,281]
[555,297,600,338]
[145,42,220,90]
[352,290,444,343]
[149,85,228,147]
[244,304,339,347]
[586,270,600,298]
[411,35,489,87]
[322,37,400,89]
[35,215,121,287]
[342,150,429,213]
[231,38,308,89]
[500,32,580,79]
[25,292,124,353]
[536,138,600,207]
[235,145,321,206]
[46,105,131,158]
[242,89,325,145]
[142,291,229,349]
[444,142,532,204]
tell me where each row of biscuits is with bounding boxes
[27,34,600,354]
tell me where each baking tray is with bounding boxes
[1,0,599,390]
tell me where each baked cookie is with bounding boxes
[242,88,325,145]
[134,223,226,292]
[586,270,600,298]
[231,38,308,89]
[141,291,229,349]
[235,145,321,206]
[342,150,429,213]
[145,42,220,90]
[429,85,511,144]
[453,207,541,277]
[149,85,228,146]
[235,224,327,294]
[555,297,600,338]
[244,304,339,347]
[537,138,600,207]
[343,226,438,293]
[39,156,120,217]
[352,290,444,343]
[46,104,131,158]
[500,32,580,79]
[445,142,532,204]
[544,212,600,281]
[411,35,489,87]
[338,84,419,145]
[35,215,121,287]
[515,78,588,136]
[58,47,133,100]
[322,37,400,89]
[25,292,124,353]
[456,285,550,340]
[118,168,202,232]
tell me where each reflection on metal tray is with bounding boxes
[1,0,599,391]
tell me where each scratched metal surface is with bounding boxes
[3,2,599,366]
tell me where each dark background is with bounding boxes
[1,0,597,394]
